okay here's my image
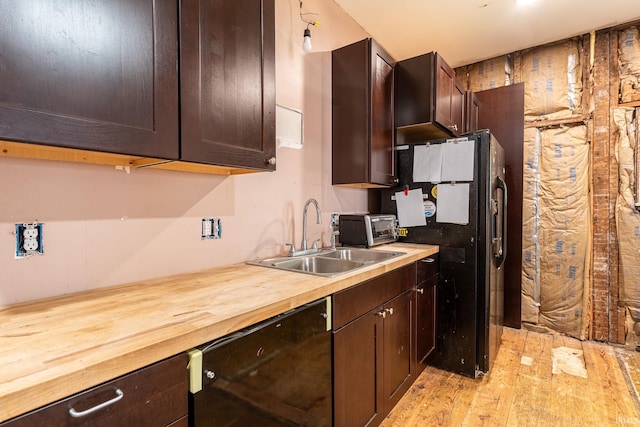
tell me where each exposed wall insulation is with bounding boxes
[521,127,540,323]
[520,125,591,340]
[521,40,583,122]
[455,55,512,92]
[614,108,640,344]
[636,119,640,207]
[467,56,512,92]
[619,27,640,103]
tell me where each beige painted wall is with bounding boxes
[0,0,370,305]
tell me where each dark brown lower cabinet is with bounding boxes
[415,255,438,371]
[0,354,188,427]
[416,276,437,368]
[382,290,414,412]
[333,265,416,427]
[333,307,383,427]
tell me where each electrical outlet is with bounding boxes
[201,218,222,240]
[15,222,44,258]
[330,213,340,229]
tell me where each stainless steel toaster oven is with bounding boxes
[338,214,398,247]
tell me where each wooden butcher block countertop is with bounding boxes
[0,243,438,422]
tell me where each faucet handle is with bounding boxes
[331,230,340,250]
[285,243,295,256]
[311,239,320,249]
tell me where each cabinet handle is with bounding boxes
[417,288,424,295]
[392,178,399,184]
[421,258,435,263]
[266,157,276,166]
[68,388,124,418]
[385,307,394,316]
[376,310,387,318]
[450,124,458,131]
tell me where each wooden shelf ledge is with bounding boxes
[0,140,264,176]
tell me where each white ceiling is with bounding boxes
[334,0,640,67]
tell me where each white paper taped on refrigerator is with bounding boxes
[436,183,470,225]
[412,139,475,183]
[440,139,475,182]
[394,188,427,227]
[413,144,443,183]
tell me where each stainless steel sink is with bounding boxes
[316,247,403,263]
[247,247,405,277]
[273,256,363,275]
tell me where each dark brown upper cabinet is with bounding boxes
[396,52,465,143]
[464,90,481,134]
[332,38,397,188]
[180,0,276,171]
[0,0,179,159]
[0,0,275,174]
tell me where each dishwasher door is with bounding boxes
[189,297,332,427]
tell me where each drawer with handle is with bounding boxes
[0,354,188,426]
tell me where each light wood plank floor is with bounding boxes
[381,327,640,426]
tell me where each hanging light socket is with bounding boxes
[299,1,318,53]
[302,27,312,53]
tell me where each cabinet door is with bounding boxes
[333,310,384,427]
[434,53,456,133]
[369,40,396,186]
[0,0,179,159]
[180,0,276,171]
[1,354,188,426]
[451,79,465,135]
[434,54,462,136]
[396,52,463,142]
[464,91,480,133]
[382,290,414,414]
[416,276,437,367]
[332,38,396,187]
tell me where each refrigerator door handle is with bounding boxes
[494,175,508,268]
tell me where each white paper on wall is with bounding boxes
[276,104,303,149]
[395,188,427,227]
[436,183,470,225]
[413,144,443,183]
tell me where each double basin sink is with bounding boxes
[248,247,405,277]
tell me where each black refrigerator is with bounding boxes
[381,129,506,378]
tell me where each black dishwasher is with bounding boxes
[188,297,332,426]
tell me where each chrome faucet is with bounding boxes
[302,198,322,250]
[286,198,322,257]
